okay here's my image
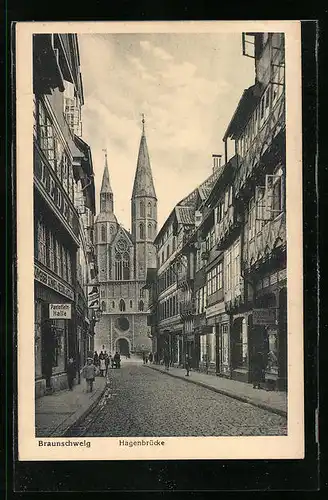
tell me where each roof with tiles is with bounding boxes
[175,206,195,225]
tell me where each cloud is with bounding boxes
[140,40,173,61]
[78,33,255,229]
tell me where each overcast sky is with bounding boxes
[78,33,254,230]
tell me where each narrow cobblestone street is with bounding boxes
[66,359,287,437]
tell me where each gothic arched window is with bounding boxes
[140,223,145,240]
[130,300,133,308]
[115,249,130,281]
[123,252,130,280]
[112,301,115,309]
[147,223,152,239]
[101,300,106,312]
[101,224,106,242]
[119,299,126,312]
[140,200,145,218]
[139,300,144,311]
[147,202,152,217]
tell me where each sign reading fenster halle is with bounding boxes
[49,304,72,319]
[87,285,100,309]
[252,308,276,325]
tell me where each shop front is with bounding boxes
[252,271,287,391]
[206,301,228,376]
[230,313,250,383]
[34,264,76,398]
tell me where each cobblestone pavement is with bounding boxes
[67,361,287,437]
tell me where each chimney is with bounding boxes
[212,154,222,173]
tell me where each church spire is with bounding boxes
[99,148,114,214]
[100,148,112,194]
[132,115,157,199]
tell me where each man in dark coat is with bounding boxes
[252,350,266,389]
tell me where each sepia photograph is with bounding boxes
[16,21,303,460]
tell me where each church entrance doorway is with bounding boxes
[116,338,130,357]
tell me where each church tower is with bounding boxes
[131,116,157,280]
[95,150,118,282]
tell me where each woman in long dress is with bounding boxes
[99,356,106,377]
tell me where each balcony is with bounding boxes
[246,212,286,273]
[235,93,285,199]
[216,206,242,251]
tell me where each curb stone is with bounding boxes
[146,365,287,418]
[48,380,108,437]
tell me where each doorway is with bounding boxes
[116,338,130,356]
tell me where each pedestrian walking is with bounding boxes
[164,352,170,371]
[142,352,146,364]
[114,351,121,368]
[67,357,75,390]
[185,354,192,377]
[251,350,266,389]
[149,352,153,363]
[104,352,110,376]
[93,350,99,367]
[82,358,96,393]
[99,356,106,376]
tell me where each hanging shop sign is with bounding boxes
[253,308,276,326]
[49,303,72,319]
[87,285,100,309]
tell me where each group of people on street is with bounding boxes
[80,350,122,393]
[71,344,274,394]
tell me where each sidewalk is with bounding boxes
[35,376,108,437]
[147,364,287,417]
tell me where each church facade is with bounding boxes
[94,122,157,356]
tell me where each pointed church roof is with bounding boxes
[96,149,117,224]
[132,116,157,199]
[100,151,112,193]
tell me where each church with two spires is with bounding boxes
[94,119,157,355]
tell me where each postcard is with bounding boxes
[16,20,304,461]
